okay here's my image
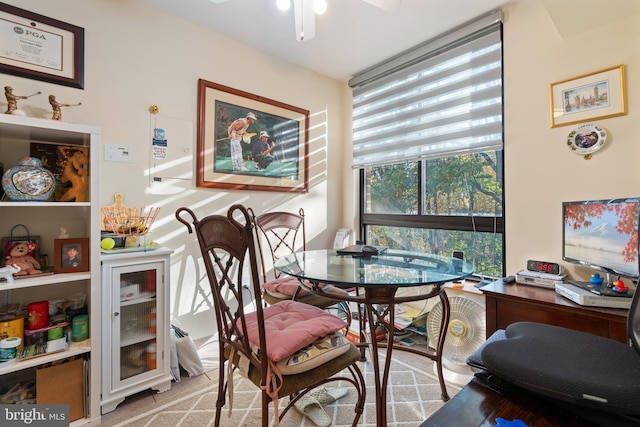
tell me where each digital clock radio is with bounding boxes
[526,259,563,275]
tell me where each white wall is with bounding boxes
[503,0,640,280]
[1,0,346,338]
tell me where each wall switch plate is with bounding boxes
[105,143,135,163]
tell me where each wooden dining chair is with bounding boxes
[247,207,352,321]
[176,204,365,427]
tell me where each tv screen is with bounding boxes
[563,198,640,279]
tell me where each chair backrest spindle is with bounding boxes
[249,208,306,281]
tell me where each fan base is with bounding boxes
[434,360,474,388]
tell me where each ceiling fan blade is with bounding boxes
[362,0,401,11]
[294,0,315,41]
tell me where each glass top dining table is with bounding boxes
[273,248,473,289]
[274,249,474,426]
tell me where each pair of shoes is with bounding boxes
[294,387,349,426]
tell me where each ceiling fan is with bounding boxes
[208,0,401,42]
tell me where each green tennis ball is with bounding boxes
[101,238,116,250]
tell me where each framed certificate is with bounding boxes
[0,3,84,89]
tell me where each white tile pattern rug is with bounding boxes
[101,351,459,427]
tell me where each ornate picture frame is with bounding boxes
[0,3,85,89]
[54,237,88,273]
[196,79,309,193]
[549,65,626,128]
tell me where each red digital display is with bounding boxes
[527,260,562,275]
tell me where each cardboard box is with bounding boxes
[36,357,85,422]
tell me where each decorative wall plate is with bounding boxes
[567,124,607,157]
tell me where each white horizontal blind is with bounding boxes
[351,16,503,169]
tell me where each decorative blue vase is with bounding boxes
[1,157,55,201]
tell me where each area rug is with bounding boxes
[101,350,459,427]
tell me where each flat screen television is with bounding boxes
[562,198,640,283]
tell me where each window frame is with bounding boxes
[352,11,506,278]
[357,152,506,278]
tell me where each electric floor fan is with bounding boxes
[426,296,486,387]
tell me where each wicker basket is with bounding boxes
[101,206,159,236]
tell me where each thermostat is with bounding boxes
[105,143,135,163]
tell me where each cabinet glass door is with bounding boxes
[111,262,162,386]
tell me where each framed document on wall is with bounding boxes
[0,3,85,89]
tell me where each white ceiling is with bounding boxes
[138,0,515,82]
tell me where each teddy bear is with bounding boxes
[4,242,41,276]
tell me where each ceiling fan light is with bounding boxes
[276,0,291,12]
[313,0,327,15]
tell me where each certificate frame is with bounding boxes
[0,3,84,89]
[549,65,626,128]
[197,79,309,193]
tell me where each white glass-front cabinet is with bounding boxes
[100,248,173,414]
[0,114,101,425]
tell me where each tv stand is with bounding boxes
[481,280,628,343]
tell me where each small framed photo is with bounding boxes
[54,238,89,273]
[549,65,626,128]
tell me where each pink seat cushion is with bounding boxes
[263,277,349,299]
[263,276,310,297]
[240,300,347,362]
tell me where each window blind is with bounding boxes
[350,12,503,169]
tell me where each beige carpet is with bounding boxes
[100,344,461,427]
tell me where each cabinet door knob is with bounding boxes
[114,312,119,316]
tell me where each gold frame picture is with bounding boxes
[549,65,626,128]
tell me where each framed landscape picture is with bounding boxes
[549,65,626,128]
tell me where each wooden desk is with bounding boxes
[481,281,628,343]
[421,376,598,427]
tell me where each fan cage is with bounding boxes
[427,297,486,365]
